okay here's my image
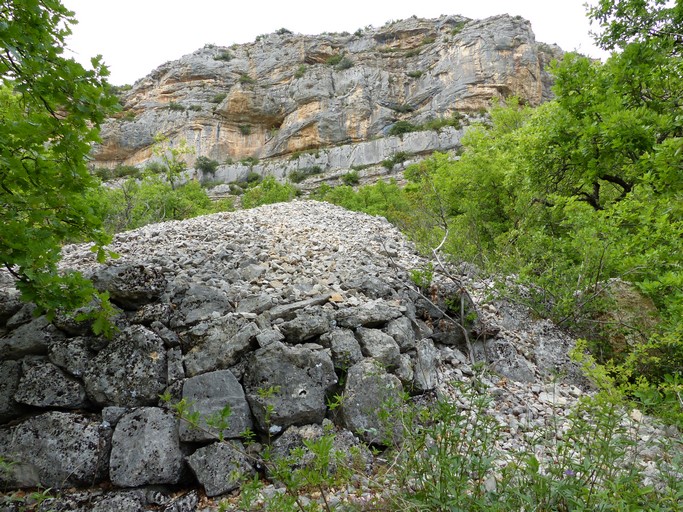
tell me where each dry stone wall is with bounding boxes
[0,201,657,510]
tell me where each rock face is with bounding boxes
[0,200,588,502]
[93,14,561,180]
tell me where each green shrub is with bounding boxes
[143,161,164,175]
[90,176,231,233]
[325,54,344,66]
[239,73,256,85]
[451,21,467,35]
[242,176,297,208]
[211,93,227,104]
[288,165,322,184]
[423,112,464,131]
[388,120,418,136]
[406,70,424,78]
[167,102,185,111]
[238,124,252,136]
[112,164,141,179]
[194,156,220,174]
[341,170,360,186]
[382,152,410,170]
[288,170,307,183]
[241,156,259,167]
[213,51,233,61]
[92,167,112,181]
[335,57,354,70]
[188,104,202,112]
[354,28,363,37]
[294,64,306,78]
[276,27,293,35]
[246,171,262,183]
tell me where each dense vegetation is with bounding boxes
[0,0,118,327]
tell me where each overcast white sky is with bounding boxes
[62,1,607,86]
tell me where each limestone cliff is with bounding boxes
[94,14,561,173]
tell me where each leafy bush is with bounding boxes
[406,70,424,78]
[241,176,298,208]
[167,102,185,111]
[382,151,410,170]
[213,51,233,61]
[276,27,293,35]
[194,156,220,174]
[91,176,231,233]
[246,171,262,184]
[188,104,202,112]
[238,124,252,136]
[422,112,464,131]
[335,57,354,70]
[341,170,360,186]
[239,73,256,85]
[388,120,418,136]
[288,165,322,184]
[450,21,467,35]
[241,156,259,167]
[294,65,306,78]
[211,93,227,104]
[112,164,141,179]
[325,54,344,66]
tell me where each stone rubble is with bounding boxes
[0,200,679,511]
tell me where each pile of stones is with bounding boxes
[1,200,671,511]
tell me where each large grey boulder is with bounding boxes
[179,369,252,442]
[15,359,88,409]
[268,295,331,320]
[48,335,94,378]
[0,292,22,327]
[186,441,254,497]
[335,299,403,328]
[109,407,184,487]
[0,412,109,488]
[83,325,167,406]
[322,329,364,370]
[0,316,63,360]
[244,343,337,433]
[279,309,331,343]
[355,327,401,371]
[384,315,417,352]
[91,263,167,310]
[413,339,440,392]
[169,284,234,328]
[340,359,404,445]
[0,360,22,423]
[183,317,259,377]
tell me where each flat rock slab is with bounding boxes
[109,407,184,487]
[340,359,404,445]
[91,263,167,310]
[179,369,253,442]
[186,441,254,497]
[0,411,109,488]
[83,325,167,406]
[15,360,87,408]
[243,343,337,433]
